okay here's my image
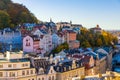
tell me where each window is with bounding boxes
[9,72,15,77]
[27,70,29,75]
[22,64,25,67]
[49,76,51,80]
[0,65,3,68]
[22,71,25,75]
[13,64,16,68]
[31,70,33,74]
[51,70,52,73]
[25,63,28,66]
[8,64,12,68]
[52,76,54,80]
[0,72,3,77]
[42,78,44,80]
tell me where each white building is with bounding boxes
[52,33,63,48]
[40,34,52,54]
[0,28,22,52]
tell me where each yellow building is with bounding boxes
[56,67,85,80]
[0,51,36,80]
[0,56,36,80]
[54,59,85,80]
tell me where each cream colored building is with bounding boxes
[0,51,36,80]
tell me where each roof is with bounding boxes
[33,58,50,74]
[54,58,83,73]
[0,58,30,63]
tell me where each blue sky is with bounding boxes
[12,0,120,30]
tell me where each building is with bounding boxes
[69,40,80,49]
[23,35,40,53]
[30,57,57,80]
[52,33,63,48]
[56,22,71,31]
[66,30,77,43]
[54,58,85,80]
[90,25,102,34]
[0,28,22,52]
[0,51,36,80]
[40,34,52,54]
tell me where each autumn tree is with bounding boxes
[0,0,38,29]
[0,10,10,29]
[52,42,69,53]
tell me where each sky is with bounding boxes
[12,0,120,30]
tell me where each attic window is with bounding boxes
[57,67,59,71]
[69,66,71,70]
[64,67,66,71]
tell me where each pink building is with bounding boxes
[23,35,40,53]
[66,30,77,43]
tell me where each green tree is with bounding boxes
[52,42,69,53]
[81,40,91,48]
[0,0,38,29]
[0,10,10,29]
[96,38,103,47]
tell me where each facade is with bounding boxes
[30,57,57,80]
[66,30,77,43]
[69,40,80,49]
[0,51,36,80]
[54,59,85,80]
[0,28,22,52]
[90,25,102,34]
[23,35,40,53]
[52,33,63,48]
[40,34,52,54]
[56,22,71,31]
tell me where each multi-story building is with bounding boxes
[54,59,85,80]
[23,35,40,53]
[66,30,76,43]
[56,22,71,31]
[90,25,102,34]
[69,40,80,49]
[52,33,63,48]
[0,28,22,52]
[30,57,57,80]
[0,51,36,80]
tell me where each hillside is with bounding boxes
[0,0,38,29]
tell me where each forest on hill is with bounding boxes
[0,0,38,29]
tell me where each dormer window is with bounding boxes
[77,64,79,68]
[57,67,59,71]
[69,66,71,70]
[64,67,66,71]
[39,68,44,74]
